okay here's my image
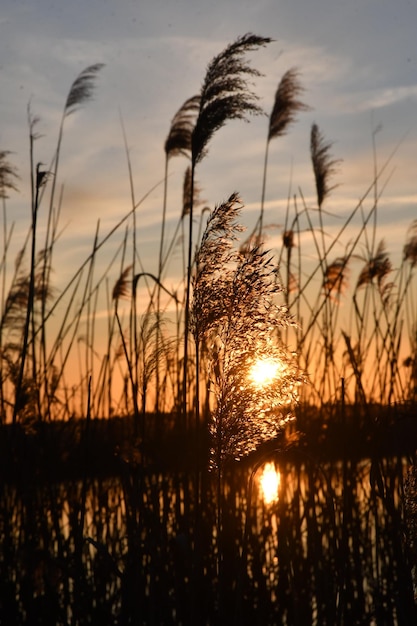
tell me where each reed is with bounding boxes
[183,33,271,423]
[0,34,416,625]
[257,68,309,237]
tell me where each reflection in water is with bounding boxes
[259,462,280,504]
[1,455,415,624]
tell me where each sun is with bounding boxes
[249,357,282,387]
[260,462,280,504]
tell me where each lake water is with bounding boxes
[1,452,415,624]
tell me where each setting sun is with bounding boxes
[260,462,280,504]
[250,357,283,387]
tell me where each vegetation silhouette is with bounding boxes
[0,34,416,625]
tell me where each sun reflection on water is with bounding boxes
[260,462,280,504]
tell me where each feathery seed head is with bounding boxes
[310,123,341,208]
[192,34,272,165]
[191,192,303,468]
[112,265,132,301]
[268,68,309,141]
[0,151,19,198]
[357,241,392,290]
[323,257,349,298]
[282,229,295,249]
[65,63,105,116]
[165,95,200,158]
[403,220,417,267]
[36,162,49,189]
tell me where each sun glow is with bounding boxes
[250,357,282,387]
[260,462,280,504]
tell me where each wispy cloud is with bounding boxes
[356,85,417,111]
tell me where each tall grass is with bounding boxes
[1,34,416,625]
[1,38,415,425]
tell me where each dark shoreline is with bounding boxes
[1,403,416,483]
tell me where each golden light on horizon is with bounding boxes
[260,462,280,505]
[249,357,283,388]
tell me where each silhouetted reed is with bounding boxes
[1,34,416,626]
[310,122,341,210]
[258,68,309,236]
[183,33,271,423]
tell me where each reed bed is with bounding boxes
[1,33,416,624]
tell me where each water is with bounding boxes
[1,453,415,624]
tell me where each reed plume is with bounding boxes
[258,68,308,235]
[0,151,19,198]
[323,256,349,298]
[49,63,105,217]
[191,192,244,339]
[4,249,53,422]
[64,63,105,116]
[191,193,302,467]
[283,229,295,250]
[1,273,31,333]
[403,220,417,267]
[268,68,309,141]
[357,240,392,290]
[112,265,132,302]
[164,95,201,159]
[113,265,140,429]
[192,33,271,166]
[310,123,340,208]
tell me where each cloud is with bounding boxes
[355,85,417,112]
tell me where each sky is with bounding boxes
[1,0,416,324]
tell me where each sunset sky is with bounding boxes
[1,0,416,305]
